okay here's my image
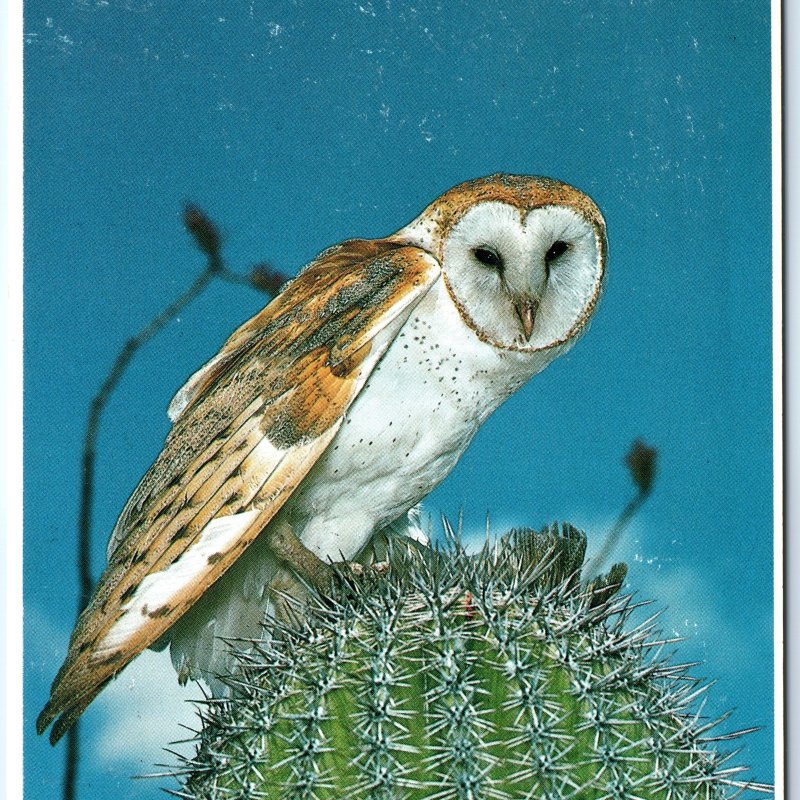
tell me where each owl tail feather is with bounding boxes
[36,677,111,746]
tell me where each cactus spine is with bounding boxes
[175,524,767,800]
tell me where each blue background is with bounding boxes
[23,1,774,798]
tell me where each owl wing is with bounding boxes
[38,238,440,744]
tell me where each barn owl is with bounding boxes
[38,174,607,744]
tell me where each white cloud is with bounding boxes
[632,562,770,665]
[92,648,201,771]
[454,510,769,675]
[27,604,203,781]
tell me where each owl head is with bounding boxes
[394,174,607,351]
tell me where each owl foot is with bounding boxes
[266,520,391,597]
[266,519,337,595]
[368,560,390,577]
[338,560,390,579]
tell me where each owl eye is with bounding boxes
[545,240,569,264]
[473,246,504,271]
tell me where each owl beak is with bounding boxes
[514,296,539,341]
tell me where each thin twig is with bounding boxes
[583,493,647,579]
[76,265,217,608]
[63,729,79,800]
[584,439,658,578]
[62,205,287,800]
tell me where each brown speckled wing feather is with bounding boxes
[37,239,440,744]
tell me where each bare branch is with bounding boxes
[583,439,658,579]
[62,205,288,800]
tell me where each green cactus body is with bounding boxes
[176,525,765,800]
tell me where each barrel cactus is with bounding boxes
[173,523,767,800]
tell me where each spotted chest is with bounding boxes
[285,277,558,559]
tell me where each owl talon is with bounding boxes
[344,561,364,578]
[340,560,389,579]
